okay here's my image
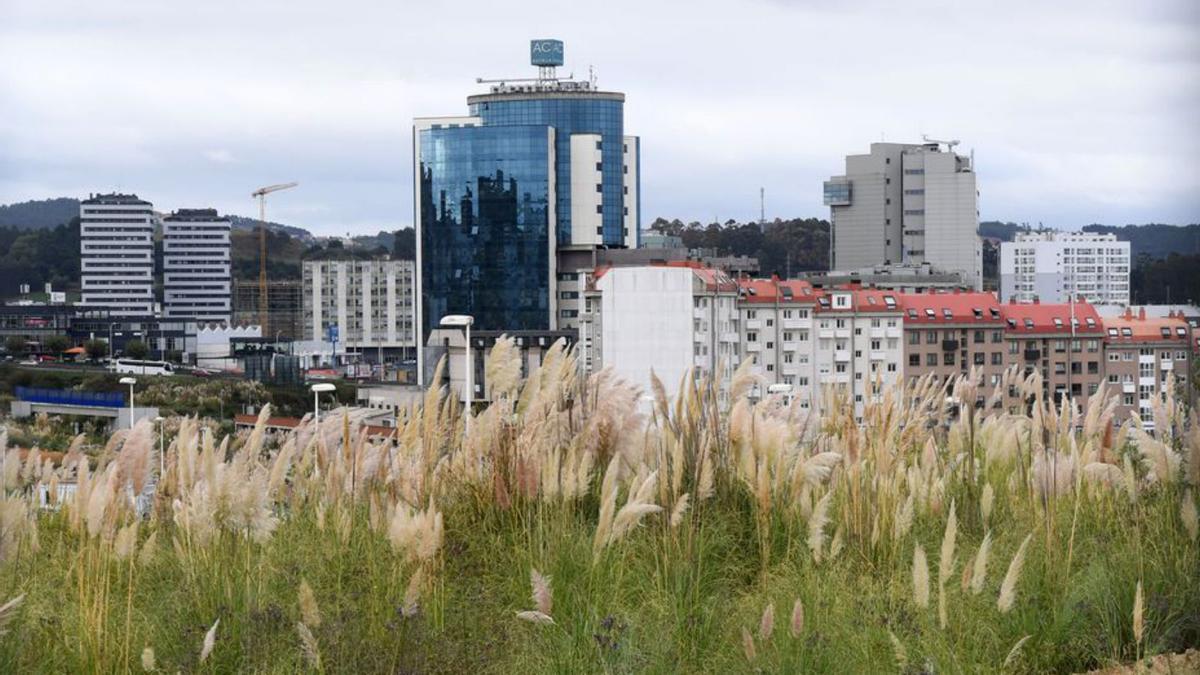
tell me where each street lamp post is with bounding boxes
[439,314,474,433]
[310,383,336,427]
[119,376,137,428]
[154,415,165,478]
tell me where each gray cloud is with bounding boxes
[1,0,1197,235]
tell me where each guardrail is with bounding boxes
[14,386,125,408]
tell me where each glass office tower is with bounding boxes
[418,125,555,336]
[415,41,640,367]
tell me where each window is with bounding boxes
[944,353,955,366]
[974,352,986,365]
[926,353,937,366]
[926,330,938,344]
[974,330,985,344]
[909,332,920,345]
[991,352,1002,366]
[909,354,920,367]
[887,363,897,372]
[747,332,757,342]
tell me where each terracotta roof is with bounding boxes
[736,277,818,304]
[233,414,397,438]
[813,287,902,313]
[1102,312,1191,343]
[591,261,739,292]
[900,291,1004,325]
[999,300,1104,335]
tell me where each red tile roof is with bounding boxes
[813,288,903,313]
[999,300,1104,335]
[591,262,739,292]
[1102,312,1191,343]
[233,414,397,438]
[900,291,1004,325]
[736,278,818,304]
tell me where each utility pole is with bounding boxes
[251,182,299,329]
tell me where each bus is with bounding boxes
[110,359,176,376]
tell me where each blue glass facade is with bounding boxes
[418,125,554,337]
[468,94,626,246]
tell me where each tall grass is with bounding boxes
[0,338,1197,672]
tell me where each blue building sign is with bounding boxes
[530,39,564,66]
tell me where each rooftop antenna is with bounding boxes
[921,134,960,151]
[759,187,765,227]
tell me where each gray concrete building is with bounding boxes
[824,141,982,289]
[162,208,232,323]
[79,193,156,316]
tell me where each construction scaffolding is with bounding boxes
[232,279,303,340]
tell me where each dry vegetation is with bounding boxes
[0,337,1197,672]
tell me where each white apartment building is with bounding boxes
[1000,231,1130,307]
[578,264,739,403]
[79,193,156,316]
[811,289,905,420]
[162,208,231,323]
[825,141,982,289]
[737,279,819,409]
[302,259,417,360]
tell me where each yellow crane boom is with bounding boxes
[251,182,298,330]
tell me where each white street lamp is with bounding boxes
[310,383,336,427]
[119,376,137,427]
[154,415,166,479]
[439,314,474,431]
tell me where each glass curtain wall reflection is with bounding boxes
[469,95,624,246]
[418,125,554,338]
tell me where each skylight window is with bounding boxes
[1053,318,1063,328]
[925,308,936,318]
[972,308,983,319]
[884,296,896,307]
[1121,328,1132,336]
[942,308,953,319]
[1024,318,1034,329]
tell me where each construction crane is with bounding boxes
[250,182,298,329]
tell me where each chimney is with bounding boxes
[1124,307,1132,320]
[1138,307,1146,321]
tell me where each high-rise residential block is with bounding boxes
[302,259,417,360]
[1101,308,1192,429]
[162,208,232,323]
[999,231,1130,307]
[578,263,739,402]
[414,40,640,378]
[79,193,156,316]
[824,141,982,289]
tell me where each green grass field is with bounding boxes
[0,342,1196,673]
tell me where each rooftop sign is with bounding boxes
[530,39,564,67]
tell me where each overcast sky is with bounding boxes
[1,0,1197,236]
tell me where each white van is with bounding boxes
[110,358,175,376]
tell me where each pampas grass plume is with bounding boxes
[299,579,321,628]
[516,610,555,625]
[790,598,804,638]
[912,544,930,609]
[1003,635,1032,669]
[297,621,321,669]
[1133,580,1144,647]
[530,568,552,616]
[741,626,756,662]
[997,533,1033,613]
[1181,490,1198,542]
[758,602,774,642]
[140,646,155,672]
[199,618,219,663]
[970,531,992,596]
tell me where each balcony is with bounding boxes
[745,319,763,330]
[834,350,850,362]
[1024,349,1041,361]
[869,350,886,361]
[1161,360,1174,371]
[821,373,850,384]
[782,319,805,330]
[818,329,835,339]
[745,342,762,353]
[886,327,902,339]
[720,332,739,343]
[1122,382,1136,394]
[870,328,886,339]
[942,339,959,352]
[835,329,851,339]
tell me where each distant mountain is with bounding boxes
[1082,223,1200,259]
[228,215,314,242]
[0,198,80,229]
